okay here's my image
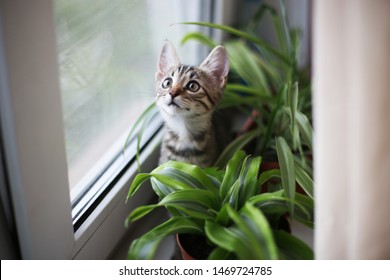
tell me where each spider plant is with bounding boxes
[124,1,315,260]
[182,1,312,166]
[179,0,314,199]
[126,149,314,260]
[126,1,313,181]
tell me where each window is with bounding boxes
[55,0,207,201]
[55,0,205,193]
[0,0,212,259]
[56,0,210,235]
[56,0,157,192]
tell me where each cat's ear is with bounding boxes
[156,41,180,80]
[200,45,229,89]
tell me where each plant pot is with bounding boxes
[176,233,215,260]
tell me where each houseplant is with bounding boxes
[178,0,314,198]
[125,1,314,259]
[125,1,313,196]
[126,149,313,260]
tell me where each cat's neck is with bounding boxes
[163,113,212,141]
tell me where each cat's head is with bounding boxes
[155,41,229,118]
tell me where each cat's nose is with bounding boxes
[169,90,180,99]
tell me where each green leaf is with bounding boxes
[221,84,274,110]
[278,0,293,58]
[215,203,231,226]
[249,191,312,223]
[214,129,259,168]
[149,160,221,196]
[226,155,252,209]
[158,189,218,220]
[204,167,224,185]
[294,161,314,198]
[181,22,290,65]
[294,193,314,227]
[125,204,158,225]
[288,82,299,150]
[241,203,279,259]
[247,3,277,32]
[148,173,192,192]
[225,83,271,99]
[225,178,242,211]
[153,161,219,196]
[180,31,216,49]
[290,28,302,67]
[127,188,221,225]
[222,153,262,211]
[219,91,262,110]
[205,220,246,256]
[259,169,281,185]
[225,41,271,93]
[151,177,175,198]
[295,111,313,152]
[239,155,262,206]
[126,173,152,201]
[123,102,158,171]
[123,102,157,150]
[273,230,314,260]
[249,191,291,216]
[219,150,246,201]
[207,204,278,259]
[249,190,283,204]
[207,247,232,260]
[260,84,288,155]
[227,203,278,259]
[128,217,202,260]
[276,137,296,216]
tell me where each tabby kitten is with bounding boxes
[156,41,229,167]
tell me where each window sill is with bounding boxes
[71,128,163,259]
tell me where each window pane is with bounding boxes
[54,0,204,199]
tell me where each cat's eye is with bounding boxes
[162,78,173,89]
[186,81,200,92]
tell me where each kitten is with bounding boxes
[156,41,229,167]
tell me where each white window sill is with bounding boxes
[72,128,163,259]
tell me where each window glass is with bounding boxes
[54,0,204,200]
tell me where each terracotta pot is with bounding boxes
[176,234,195,260]
[176,234,215,260]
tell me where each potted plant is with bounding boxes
[126,1,313,197]
[126,148,313,260]
[125,1,315,260]
[178,1,313,198]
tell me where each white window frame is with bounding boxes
[0,0,217,259]
[1,0,74,259]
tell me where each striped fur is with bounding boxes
[156,41,229,167]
